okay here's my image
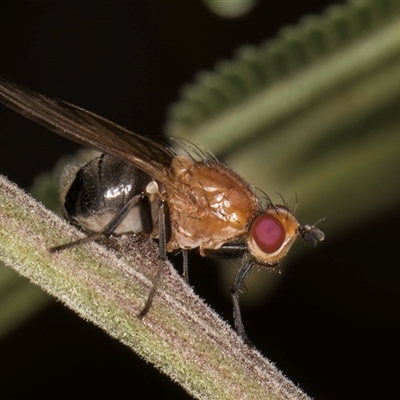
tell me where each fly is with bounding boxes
[0,79,324,343]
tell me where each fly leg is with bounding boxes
[182,249,189,284]
[203,244,254,343]
[203,243,248,260]
[50,193,146,252]
[230,253,254,344]
[52,188,170,319]
[138,200,170,318]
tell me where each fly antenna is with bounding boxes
[298,216,326,248]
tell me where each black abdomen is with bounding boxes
[64,154,158,234]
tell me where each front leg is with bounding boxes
[230,253,254,344]
[204,244,254,344]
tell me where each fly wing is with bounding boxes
[0,78,176,186]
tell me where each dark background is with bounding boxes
[2,1,399,399]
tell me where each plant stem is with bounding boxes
[0,174,310,400]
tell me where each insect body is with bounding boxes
[0,79,324,342]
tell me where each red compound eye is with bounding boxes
[251,214,286,254]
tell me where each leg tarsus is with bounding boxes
[50,232,105,252]
[230,254,254,344]
[138,199,169,319]
[137,257,164,319]
[231,288,254,347]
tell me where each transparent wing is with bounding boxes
[0,78,176,186]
